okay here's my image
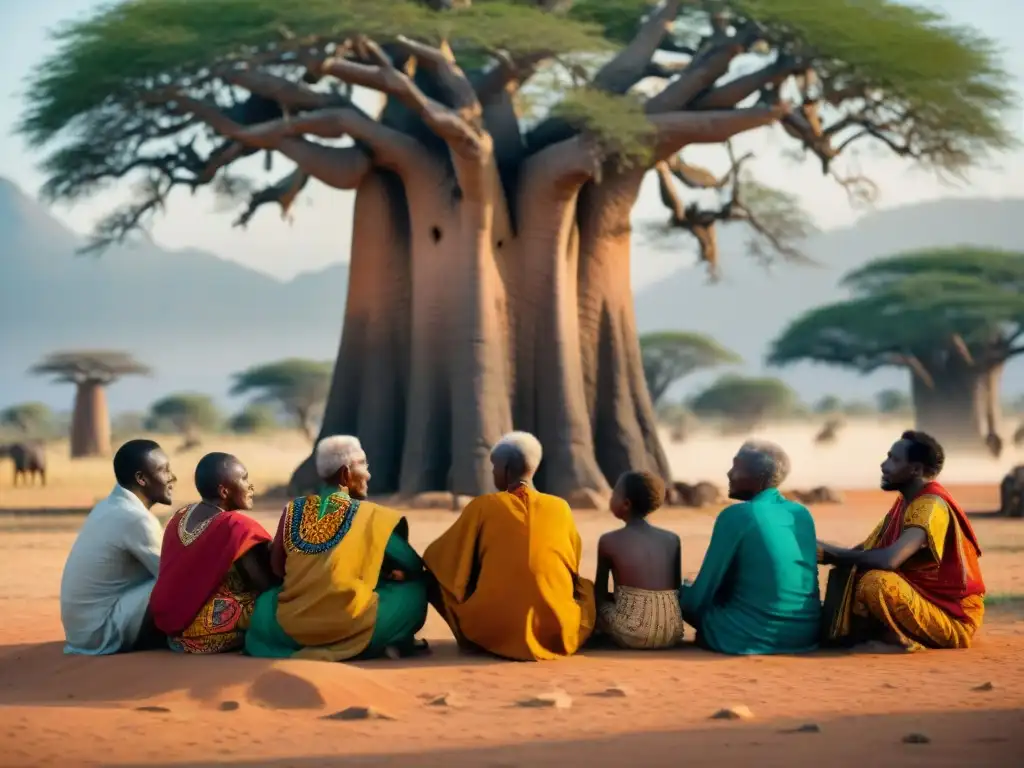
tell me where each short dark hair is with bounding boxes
[618,471,665,517]
[900,430,945,478]
[194,452,240,499]
[112,439,162,488]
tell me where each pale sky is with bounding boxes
[2,0,1024,281]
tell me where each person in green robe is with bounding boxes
[679,439,820,655]
[245,435,429,661]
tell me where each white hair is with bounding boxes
[315,435,366,481]
[737,439,791,488]
[490,431,544,473]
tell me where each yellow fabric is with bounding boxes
[423,487,596,661]
[825,495,974,646]
[598,586,684,650]
[854,570,984,650]
[277,497,401,662]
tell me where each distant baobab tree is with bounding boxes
[30,350,151,458]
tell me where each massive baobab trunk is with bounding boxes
[71,381,111,458]
[910,359,1004,453]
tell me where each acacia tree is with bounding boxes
[231,358,333,441]
[21,0,1013,497]
[30,351,151,458]
[689,374,798,430]
[0,403,56,438]
[640,330,739,406]
[768,248,1024,451]
[148,393,222,441]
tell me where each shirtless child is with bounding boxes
[594,471,685,650]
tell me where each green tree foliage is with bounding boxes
[19,0,1014,257]
[689,374,799,428]
[229,403,281,435]
[813,394,843,414]
[639,330,740,406]
[0,402,56,438]
[768,248,1024,381]
[231,359,332,441]
[876,388,911,414]
[148,393,222,437]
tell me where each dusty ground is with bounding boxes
[1,477,1023,767]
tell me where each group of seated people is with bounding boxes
[59,428,986,661]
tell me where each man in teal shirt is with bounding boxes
[679,439,820,655]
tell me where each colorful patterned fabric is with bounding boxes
[251,490,407,662]
[168,567,256,654]
[823,481,986,648]
[598,586,684,650]
[150,504,271,651]
[424,486,596,661]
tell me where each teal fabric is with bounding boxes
[244,531,428,660]
[679,488,820,655]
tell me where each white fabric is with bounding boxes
[60,485,164,655]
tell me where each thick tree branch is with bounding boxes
[650,105,785,160]
[892,354,935,388]
[475,51,550,103]
[524,134,603,195]
[320,37,486,162]
[690,57,804,110]
[592,0,682,94]
[233,167,311,228]
[646,32,754,114]
[220,68,342,112]
[272,139,372,190]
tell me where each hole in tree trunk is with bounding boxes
[452,185,463,201]
[430,226,442,243]
[496,239,504,249]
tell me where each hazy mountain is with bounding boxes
[2,175,1023,413]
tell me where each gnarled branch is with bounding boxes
[592,0,682,94]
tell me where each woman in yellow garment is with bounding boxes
[424,431,596,661]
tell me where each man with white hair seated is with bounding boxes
[245,435,429,661]
[423,431,596,661]
[679,439,820,655]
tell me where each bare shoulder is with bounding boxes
[649,524,681,544]
[598,528,625,552]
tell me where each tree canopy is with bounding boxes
[688,373,798,426]
[228,403,281,434]
[30,350,152,385]
[148,392,222,436]
[20,0,1016,260]
[231,358,332,440]
[0,402,56,437]
[639,330,740,405]
[876,387,911,414]
[768,247,1024,384]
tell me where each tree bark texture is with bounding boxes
[70,381,111,459]
[910,358,1003,453]
[271,34,785,499]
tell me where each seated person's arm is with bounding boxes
[820,528,926,571]
[126,515,163,578]
[269,512,288,580]
[235,541,281,593]
[382,531,426,581]
[680,505,747,621]
[594,535,612,605]
[672,535,682,591]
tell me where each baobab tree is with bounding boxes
[769,248,1024,452]
[20,0,1013,497]
[30,351,151,458]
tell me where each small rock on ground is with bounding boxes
[322,706,395,722]
[591,685,633,698]
[426,692,464,708]
[973,681,994,692]
[135,706,171,713]
[902,733,931,745]
[781,723,821,734]
[218,701,240,712]
[517,689,572,710]
[711,706,754,721]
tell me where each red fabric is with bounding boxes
[150,507,271,635]
[875,481,985,620]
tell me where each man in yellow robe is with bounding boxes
[245,436,429,661]
[424,431,596,661]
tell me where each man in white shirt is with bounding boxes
[60,439,177,654]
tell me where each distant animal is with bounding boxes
[814,418,843,445]
[788,486,844,505]
[985,431,1003,459]
[999,466,1024,518]
[0,442,47,486]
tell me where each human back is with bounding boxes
[424,432,596,661]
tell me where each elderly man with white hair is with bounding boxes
[423,431,596,660]
[678,439,821,655]
[245,435,429,661]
